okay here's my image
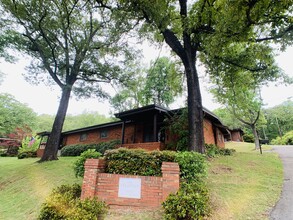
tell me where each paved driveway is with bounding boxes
[270,146,293,220]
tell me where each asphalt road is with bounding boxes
[270,146,293,220]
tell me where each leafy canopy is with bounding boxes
[0,93,36,137]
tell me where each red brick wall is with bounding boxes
[63,123,144,146]
[203,119,216,145]
[81,159,180,209]
[216,128,225,148]
[64,124,122,146]
[231,131,243,142]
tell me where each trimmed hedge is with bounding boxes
[74,149,102,178]
[38,184,108,220]
[104,148,208,181]
[105,148,177,176]
[60,140,120,156]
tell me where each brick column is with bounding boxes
[81,159,105,199]
[161,162,180,201]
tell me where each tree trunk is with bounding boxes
[251,124,260,150]
[39,86,72,162]
[183,57,205,153]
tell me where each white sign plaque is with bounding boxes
[118,178,141,199]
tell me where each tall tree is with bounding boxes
[264,100,293,140]
[110,57,184,111]
[207,42,281,149]
[0,93,36,137]
[119,0,292,152]
[143,57,184,107]
[1,0,135,161]
[110,64,146,112]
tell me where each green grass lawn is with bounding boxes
[0,157,82,220]
[0,143,283,220]
[207,142,283,220]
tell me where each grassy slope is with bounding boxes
[0,143,283,220]
[0,157,81,220]
[207,142,283,220]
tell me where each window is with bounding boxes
[100,130,108,138]
[80,133,88,141]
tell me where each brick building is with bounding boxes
[38,104,230,156]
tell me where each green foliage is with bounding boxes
[119,0,292,152]
[104,148,208,182]
[38,184,108,220]
[0,93,36,136]
[243,133,255,143]
[74,149,102,178]
[165,108,189,152]
[264,101,293,141]
[110,57,184,112]
[17,151,37,159]
[63,112,113,132]
[61,140,120,156]
[271,130,293,145]
[162,181,210,220]
[105,148,176,176]
[2,0,137,161]
[17,136,41,159]
[213,108,243,130]
[143,57,184,107]
[205,144,236,158]
[175,151,207,182]
[19,136,41,153]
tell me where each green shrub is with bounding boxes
[205,144,236,157]
[271,130,293,145]
[105,148,176,176]
[219,148,236,156]
[162,181,210,220]
[17,151,37,159]
[175,151,207,182]
[74,149,102,178]
[243,133,255,143]
[61,140,120,156]
[38,184,108,220]
[205,144,220,157]
[17,136,41,159]
[0,152,7,157]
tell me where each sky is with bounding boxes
[0,44,292,117]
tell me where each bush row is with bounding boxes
[205,144,236,157]
[104,148,207,182]
[38,184,108,220]
[61,139,120,156]
[105,148,176,176]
